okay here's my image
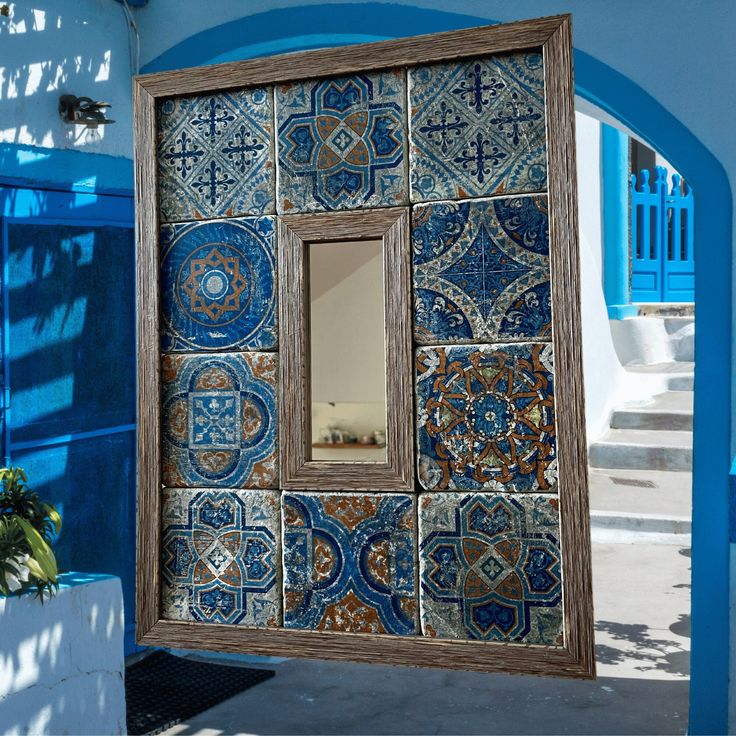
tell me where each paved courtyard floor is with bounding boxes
[163,470,691,736]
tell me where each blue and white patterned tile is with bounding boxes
[412,195,551,344]
[160,216,276,352]
[161,488,281,626]
[157,88,275,222]
[162,352,278,489]
[418,492,563,644]
[409,53,546,202]
[415,342,557,492]
[276,71,408,212]
[281,492,418,635]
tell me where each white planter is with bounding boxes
[0,573,126,735]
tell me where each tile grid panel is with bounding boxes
[155,50,565,645]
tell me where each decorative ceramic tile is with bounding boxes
[412,195,550,344]
[161,488,281,625]
[162,352,277,488]
[160,217,277,352]
[157,88,275,222]
[276,71,407,212]
[415,343,556,492]
[281,493,417,635]
[409,53,546,202]
[418,492,563,644]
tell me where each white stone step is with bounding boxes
[588,428,692,471]
[611,391,693,431]
[626,361,694,391]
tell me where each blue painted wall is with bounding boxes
[0,180,137,653]
[601,124,636,319]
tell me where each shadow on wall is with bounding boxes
[0,574,126,735]
[0,1,134,158]
[0,184,137,650]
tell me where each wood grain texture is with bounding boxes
[140,618,592,678]
[543,17,596,679]
[133,79,161,640]
[135,15,565,98]
[279,208,414,491]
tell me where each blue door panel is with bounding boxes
[13,431,136,641]
[6,221,135,445]
[0,184,138,654]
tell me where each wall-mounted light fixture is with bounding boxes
[59,95,116,127]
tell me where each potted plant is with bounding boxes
[0,466,61,598]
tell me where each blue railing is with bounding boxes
[630,165,694,303]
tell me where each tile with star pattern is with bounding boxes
[161,488,281,626]
[160,216,276,352]
[412,195,551,344]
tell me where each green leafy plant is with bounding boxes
[0,467,62,598]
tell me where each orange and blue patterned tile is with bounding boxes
[419,492,563,644]
[276,71,407,212]
[162,352,277,489]
[161,488,281,626]
[409,53,546,203]
[157,88,275,221]
[160,216,276,352]
[281,493,418,635]
[415,343,557,492]
[412,195,551,344]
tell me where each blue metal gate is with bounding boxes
[631,166,694,302]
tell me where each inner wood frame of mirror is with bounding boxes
[278,208,413,491]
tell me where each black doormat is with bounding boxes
[125,651,275,735]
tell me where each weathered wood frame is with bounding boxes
[278,208,413,491]
[135,13,595,679]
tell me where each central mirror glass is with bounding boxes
[309,239,387,462]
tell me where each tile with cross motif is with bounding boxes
[409,53,547,203]
[418,491,563,644]
[157,88,275,222]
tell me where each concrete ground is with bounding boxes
[162,470,691,736]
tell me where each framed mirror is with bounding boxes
[278,208,413,490]
[134,14,595,680]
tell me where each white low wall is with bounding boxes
[0,573,126,736]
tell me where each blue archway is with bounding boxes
[145,6,733,733]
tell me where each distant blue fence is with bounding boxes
[630,165,694,302]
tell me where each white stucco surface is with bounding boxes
[0,574,126,736]
[0,1,135,159]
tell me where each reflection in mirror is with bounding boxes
[309,240,387,462]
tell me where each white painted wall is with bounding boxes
[575,111,628,442]
[0,1,135,159]
[0,574,126,736]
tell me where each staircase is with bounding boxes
[588,309,694,543]
[589,313,694,472]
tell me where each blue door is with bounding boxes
[0,184,138,652]
[631,166,694,302]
